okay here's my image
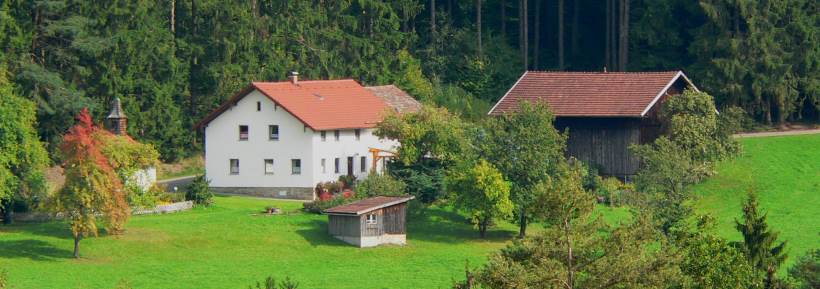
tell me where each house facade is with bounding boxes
[196,74,419,200]
[489,71,697,178]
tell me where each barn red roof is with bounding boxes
[324,196,415,216]
[196,79,390,130]
[488,71,695,117]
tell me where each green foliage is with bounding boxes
[376,105,474,203]
[473,161,683,288]
[481,101,567,236]
[0,268,6,289]
[447,160,513,238]
[633,89,741,234]
[355,173,407,198]
[185,175,213,207]
[679,227,760,289]
[735,192,788,287]
[0,67,49,214]
[788,249,819,289]
[249,276,299,289]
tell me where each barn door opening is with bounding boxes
[347,156,354,177]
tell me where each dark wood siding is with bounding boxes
[556,117,641,177]
[328,215,361,237]
[360,209,384,237]
[382,203,407,234]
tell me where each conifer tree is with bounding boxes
[735,192,788,288]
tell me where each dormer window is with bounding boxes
[239,125,249,141]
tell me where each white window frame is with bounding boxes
[291,159,301,175]
[366,214,377,225]
[264,159,274,175]
[360,156,367,173]
[321,158,327,173]
[239,125,249,141]
[269,125,279,140]
[334,130,340,141]
[334,158,340,174]
[230,159,240,175]
[320,131,326,141]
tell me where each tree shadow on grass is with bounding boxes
[407,207,517,244]
[294,219,352,247]
[0,239,73,261]
[1,221,74,240]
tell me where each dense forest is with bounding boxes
[0,0,817,162]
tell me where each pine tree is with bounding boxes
[735,192,788,288]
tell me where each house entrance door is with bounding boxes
[347,156,354,177]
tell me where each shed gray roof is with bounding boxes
[324,196,415,216]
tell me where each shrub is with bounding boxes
[789,249,819,289]
[249,276,299,289]
[0,269,6,289]
[302,196,349,214]
[355,174,407,198]
[337,175,357,190]
[185,175,213,206]
[594,177,634,207]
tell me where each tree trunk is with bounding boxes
[618,0,629,71]
[170,0,175,33]
[479,216,489,238]
[571,0,579,60]
[605,0,611,70]
[533,0,540,69]
[2,199,12,225]
[518,208,527,237]
[521,0,528,70]
[558,0,565,70]
[564,218,574,289]
[73,234,82,258]
[501,0,507,39]
[477,0,482,57]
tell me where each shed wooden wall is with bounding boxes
[327,202,408,238]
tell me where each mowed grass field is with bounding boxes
[0,196,523,289]
[691,133,820,271]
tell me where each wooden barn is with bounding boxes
[489,71,697,178]
[323,196,415,247]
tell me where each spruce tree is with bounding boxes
[735,192,788,288]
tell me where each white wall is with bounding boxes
[311,128,397,184]
[205,90,314,188]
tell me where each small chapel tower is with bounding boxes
[106,97,127,135]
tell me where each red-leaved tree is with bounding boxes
[53,108,130,258]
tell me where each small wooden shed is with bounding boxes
[323,196,415,247]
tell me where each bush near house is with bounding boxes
[185,175,213,206]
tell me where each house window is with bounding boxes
[256,101,261,111]
[366,214,377,224]
[230,159,239,175]
[334,158,340,173]
[354,129,361,140]
[321,158,327,173]
[269,125,279,140]
[239,125,249,141]
[264,159,274,174]
[321,131,326,141]
[291,159,301,175]
[334,130,340,141]
[360,156,367,173]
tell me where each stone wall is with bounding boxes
[11,201,193,222]
[211,186,314,200]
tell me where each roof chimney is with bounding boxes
[288,71,299,85]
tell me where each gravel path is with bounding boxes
[734,129,820,138]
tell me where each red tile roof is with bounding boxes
[196,79,390,130]
[324,196,415,215]
[488,71,695,117]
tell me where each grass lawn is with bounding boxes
[0,196,522,289]
[690,133,820,271]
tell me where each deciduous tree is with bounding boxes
[447,159,513,238]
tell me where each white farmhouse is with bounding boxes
[196,73,419,200]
